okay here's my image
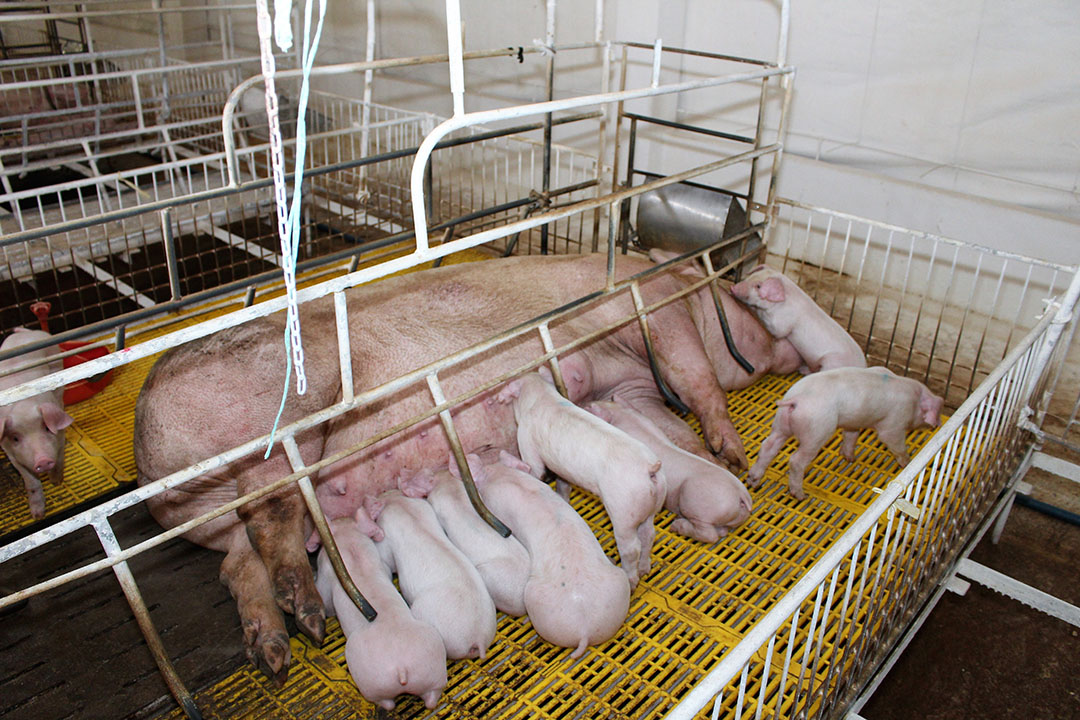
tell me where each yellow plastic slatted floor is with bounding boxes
[0,248,943,719]
[148,377,940,720]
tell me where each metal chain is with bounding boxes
[254,0,307,397]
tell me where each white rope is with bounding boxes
[254,0,326,456]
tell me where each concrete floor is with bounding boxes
[859,454,1080,720]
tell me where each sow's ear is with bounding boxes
[758,276,786,303]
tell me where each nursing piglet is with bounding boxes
[0,329,74,520]
[730,266,865,373]
[400,460,530,617]
[369,490,497,660]
[747,366,944,499]
[470,451,631,658]
[497,371,665,587]
[315,516,447,710]
[587,397,753,543]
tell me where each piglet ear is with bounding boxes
[537,365,555,383]
[0,416,7,439]
[39,403,73,434]
[498,450,531,474]
[921,393,944,428]
[759,276,786,303]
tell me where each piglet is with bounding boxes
[368,490,497,660]
[747,366,944,499]
[315,516,447,710]
[401,460,530,617]
[469,451,631,658]
[0,328,74,519]
[497,370,665,587]
[730,265,866,373]
[587,396,753,543]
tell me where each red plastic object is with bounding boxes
[59,341,113,405]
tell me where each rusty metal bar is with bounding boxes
[281,436,376,621]
[91,518,202,720]
[629,280,692,415]
[425,373,511,537]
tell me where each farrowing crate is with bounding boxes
[1,7,1078,720]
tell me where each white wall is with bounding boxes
[215,0,1080,263]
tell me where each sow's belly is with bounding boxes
[313,388,520,521]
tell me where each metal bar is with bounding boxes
[409,65,793,250]
[663,307,1063,720]
[630,280,691,415]
[425,374,511,537]
[92,518,202,720]
[616,40,776,69]
[333,291,354,405]
[281,436,376,621]
[621,111,755,144]
[0,234,749,585]
[775,198,1072,272]
[1,110,600,247]
[537,323,569,398]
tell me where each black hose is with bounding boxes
[1015,493,1080,528]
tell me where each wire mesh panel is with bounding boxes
[666,305,1066,720]
[765,199,1076,412]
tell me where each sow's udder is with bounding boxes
[313,394,519,522]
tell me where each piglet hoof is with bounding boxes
[745,468,763,490]
[787,483,807,501]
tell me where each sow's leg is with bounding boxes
[220,529,292,685]
[232,444,327,650]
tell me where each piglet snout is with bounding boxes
[34,457,55,474]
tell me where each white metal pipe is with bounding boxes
[777,0,790,67]
[409,66,791,250]
[334,290,354,404]
[651,38,663,88]
[0,5,256,22]
[358,0,376,184]
[219,46,567,186]
[663,306,1061,720]
[444,0,466,116]
[0,56,261,92]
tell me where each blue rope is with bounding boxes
[265,0,327,459]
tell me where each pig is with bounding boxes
[400,459,530,617]
[368,490,497,660]
[747,366,945,499]
[314,516,447,710]
[469,451,630,658]
[497,370,666,587]
[133,251,805,680]
[729,265,866,373]
[0,328,74,520]
[587,396,753,543]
